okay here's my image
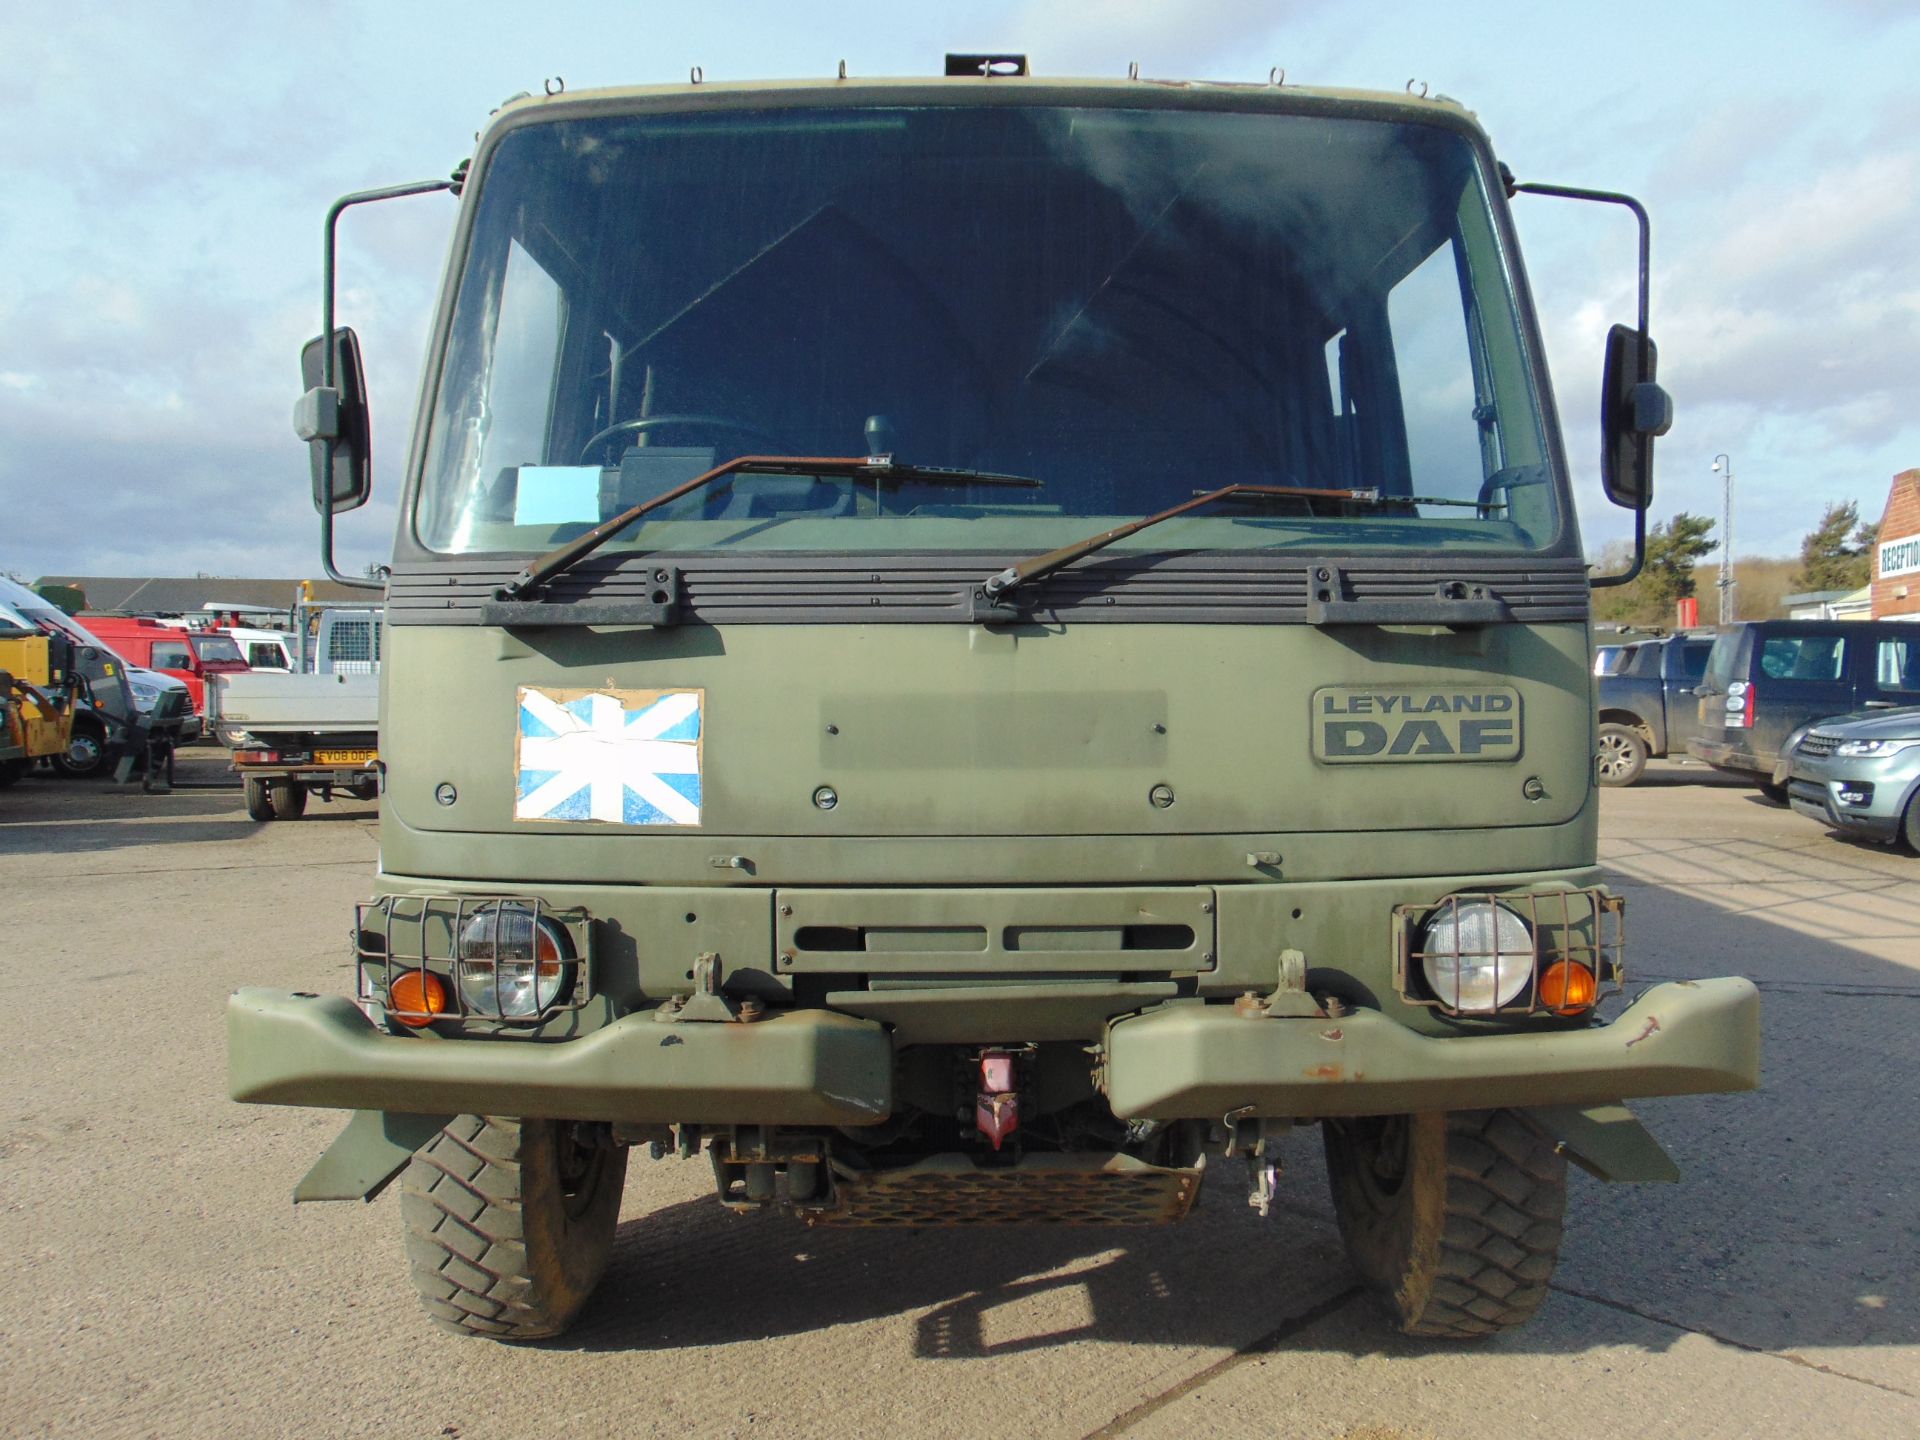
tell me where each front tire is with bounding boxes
[51,721,109,778]
[401,1116,628,1340]
[1324,1110,1566,1338]
[1595,724,1648,787]
[1902,791,1920,855]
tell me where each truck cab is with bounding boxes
[229,68,1758,1344]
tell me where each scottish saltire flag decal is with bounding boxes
[514,687,703,826]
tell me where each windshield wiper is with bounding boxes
[976,482,1397,606]
[498,453,1042,604]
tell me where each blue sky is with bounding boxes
[3,0,1916,579]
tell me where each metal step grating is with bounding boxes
[804,1152,1204,1227]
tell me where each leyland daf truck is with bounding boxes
[228,59,1760,1342]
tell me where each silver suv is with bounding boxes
[1785,706,1920,852]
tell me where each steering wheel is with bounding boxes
[576,414,790,466]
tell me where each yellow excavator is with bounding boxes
[0,625,81,787]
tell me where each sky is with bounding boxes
[2,0,1917,581]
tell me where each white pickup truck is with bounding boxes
[207,606,381,820]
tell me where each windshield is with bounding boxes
[191,634,248,666]
[419,103,1556,558]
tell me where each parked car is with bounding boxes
[80,616,250,716]
[1595,633,1713,785]
[1689,621,1920,795]
[1783,706,1920,851]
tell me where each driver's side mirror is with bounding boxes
[296,327,372,514]
[1600,323,1671,511]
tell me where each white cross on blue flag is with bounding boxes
[514,687,703,825]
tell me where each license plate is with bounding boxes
[316,748,377,765]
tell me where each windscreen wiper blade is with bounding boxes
[499,453,1041,601]
[977,482,1391,604]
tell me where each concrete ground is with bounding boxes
[1,753,1915,1439]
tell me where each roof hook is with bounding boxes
[690,65,704,85]
[1406,78,1429,98]
[1128,61,1140,80]
[1269,66,1285,86]
[543,76,564,97]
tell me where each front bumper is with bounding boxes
[230,976,1760,1128]
[1102,977,1760,1119]
[1786,758,1913,840]
[227,989,892,1125]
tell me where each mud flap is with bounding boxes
[294,1109,455,1203]
[1522,1102,1680,1183]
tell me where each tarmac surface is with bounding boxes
[1,753,1916,1439]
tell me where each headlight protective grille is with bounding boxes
[1392,888,1623,1018]
[355,894,592,1027]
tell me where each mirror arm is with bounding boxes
[1513,182,1654,591]
[1591,505,1645,590]
[317,178,457,591]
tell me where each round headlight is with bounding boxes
[1419,900,1533,1013]
[456,903,572,1018]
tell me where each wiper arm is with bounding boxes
[977,482,1387,604]
[499,453,1041,601]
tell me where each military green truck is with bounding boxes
[229,60,1760,1342]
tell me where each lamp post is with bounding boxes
[1711,453,1735,623]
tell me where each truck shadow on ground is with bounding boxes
[559,849,1919,1370]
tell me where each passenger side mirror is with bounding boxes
[1600,324,1670,512]
[297,328,372,514]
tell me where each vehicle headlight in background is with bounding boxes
[1417,899,1534,1013]
[1835,737,1919,758]
[129,682,160,708]
[455,901,572,1018]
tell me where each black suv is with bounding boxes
[1689,621,1920,793]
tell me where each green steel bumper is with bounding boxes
[1101,978,1761,1120]
[226,988,892,1126]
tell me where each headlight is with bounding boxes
[1835,737,1919,757]
[1417,900,1534,1013]
[455,902,572,1018]
[129,682,160,708]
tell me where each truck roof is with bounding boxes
[481,73,1484,145]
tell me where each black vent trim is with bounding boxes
[385,552,1589,626]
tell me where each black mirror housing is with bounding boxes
[1600,323,1666,511]
[298,328,372,514]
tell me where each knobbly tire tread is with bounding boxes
[400,1115,627,1340]
[1326,1108,1566,1338]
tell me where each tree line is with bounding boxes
[1592,501,1878,628]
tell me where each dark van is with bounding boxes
[1689,621,1920,791]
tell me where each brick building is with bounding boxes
[1872,469,1920,620]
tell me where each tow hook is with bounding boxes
[1223,1105,1290,1218]
[975,1048,1020,1150]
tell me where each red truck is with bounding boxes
[80,617,250,716]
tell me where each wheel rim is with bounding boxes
[1334,1114,1410,1216]
[66,734,102,769]
[1596,733,1635,780]
[555,1126,608,1220]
